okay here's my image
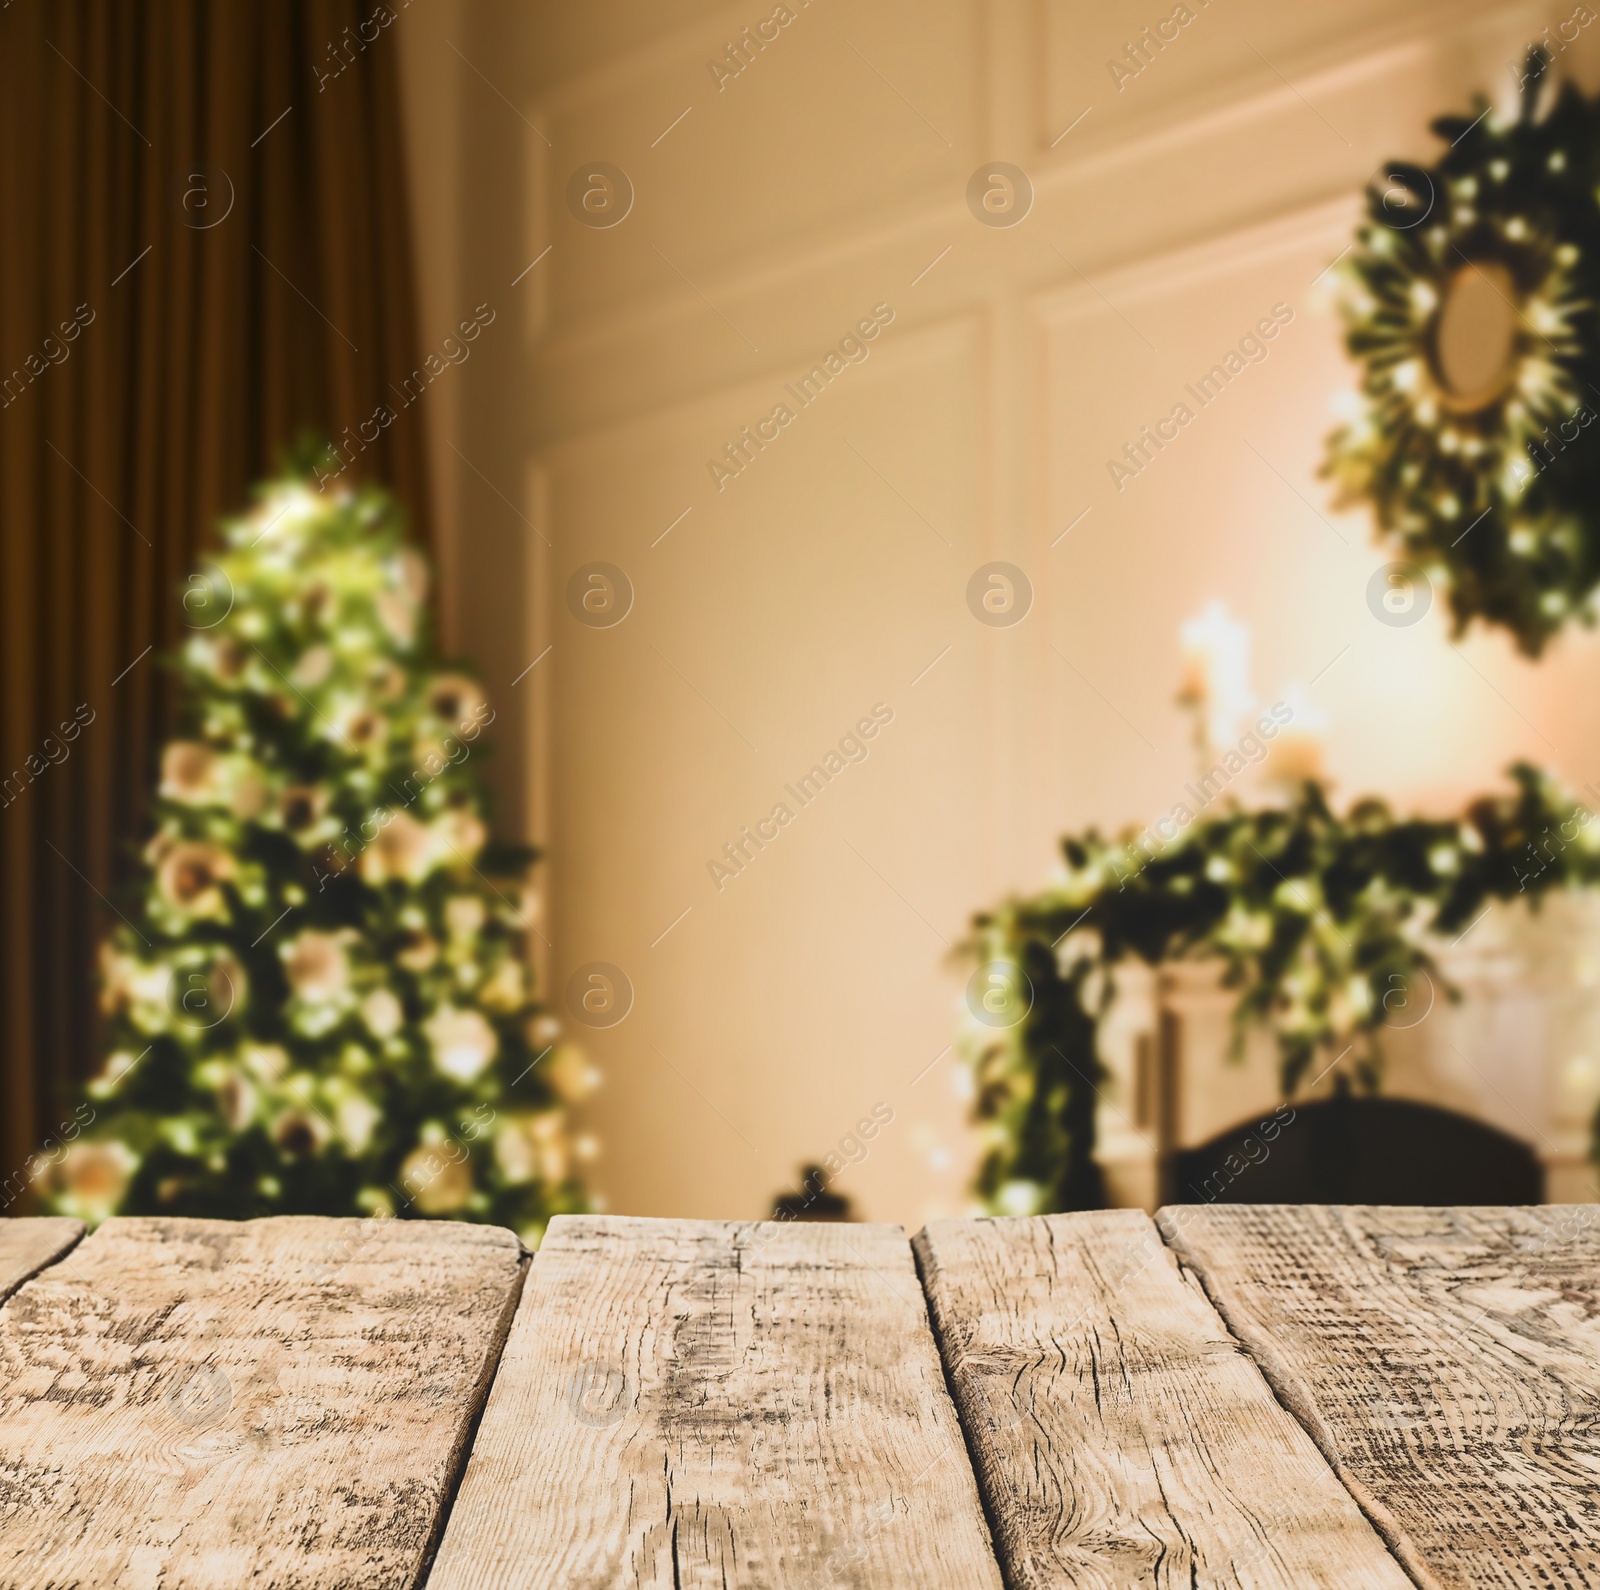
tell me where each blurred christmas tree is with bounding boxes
[43,469,594,1240]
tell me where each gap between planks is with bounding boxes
[426,1215,1006,1589]
[0,1216,83,1303]
[915,1208,1413,1589]
[1160,1203,1600,1590]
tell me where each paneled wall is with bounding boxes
[401,0,1600,1226]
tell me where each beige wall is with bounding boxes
[399,0,1600,1228]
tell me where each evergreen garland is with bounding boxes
[965,766,1600,1215]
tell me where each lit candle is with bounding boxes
[1267,686,1328,787]
[1177,645,1209,707]
[1177,601,1253,750]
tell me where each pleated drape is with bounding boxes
[0,1,433,1195]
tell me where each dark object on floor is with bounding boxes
[771,1164,853,1221]
[1169,1096,1544,1206]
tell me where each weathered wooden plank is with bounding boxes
[0,1216,82,1301]
[914,1210,1411,1589]
[427,1215,1005,1589]
[1160,1204,1600,1589]
[0,1214,525,1590]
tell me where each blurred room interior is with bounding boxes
[7,0,1600,1237]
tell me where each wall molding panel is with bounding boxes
[400,0,1600,1226]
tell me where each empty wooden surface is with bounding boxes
[3,1206,1592,1588]
[1160,1204,1600,1590]
[0,1214,525,1590]
[915,1210,1411,1589]
[426,1215,1005,1590]
[0,1215,80,1301]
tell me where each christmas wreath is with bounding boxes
[1326,53,1600,654]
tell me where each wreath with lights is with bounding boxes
[1325,52,1600,654]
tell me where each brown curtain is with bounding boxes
[0,0,432,1195]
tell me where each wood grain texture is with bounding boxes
[0,1214,525,1590]
[426,1215,1005,1589]
[914,1210,1411,1589]
[0,1217,82,1301]
[1159,1204,1600,1590]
